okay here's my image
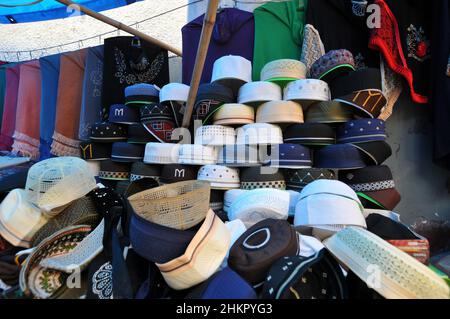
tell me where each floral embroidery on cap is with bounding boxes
[406,24,430,62]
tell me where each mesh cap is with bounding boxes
[25,157,97,216]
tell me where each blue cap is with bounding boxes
[262,144,312,168]
[125,83,159,105]
[109,104,140,124]
[315,144,366,169]
[337,119,386,143]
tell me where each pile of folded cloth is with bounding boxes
[0,51,449,299]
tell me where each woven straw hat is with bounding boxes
[127,180,211,230]
[212,103,255,126]
[256,101,304,124]
[156,209,230,290]
[194,125,236,146]
[197,165,240,190]
[238,81,282,106]
[25,157,97,216]
[324,227,450,299]
[261,59,306,85]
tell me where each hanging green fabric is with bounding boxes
[252,0,307,81]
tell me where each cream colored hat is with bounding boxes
[178,144,218,165]
[211,55,252,83]
[159,83,190,102]
[128,180,211,231]
[197,165,240,190]
[156,209,230,290]
[238,81,282,106]
[0,189,48,248]
[283,79,331,108]
[261,59,307,83]
[194,125,236,146]
[256,101,304,124]
[25,157,97,216]
[144,142,180,164]
[236,123,283,145]
[324,227,450,299]
[212,103,255,126]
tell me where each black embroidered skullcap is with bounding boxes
[283,123,335,146]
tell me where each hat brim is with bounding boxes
[351,141,392,165]
[265,77,299,88]
[214,118,254,126]
[317,64,355,83]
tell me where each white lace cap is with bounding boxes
[0,189,48,248]
[236,123,283,145]
[256,100,304,124]
[144,143,180,164]
[197,165,240,190]
[39,219,104,273]
[211,55,252,83]
[238,81,282,105]
[228,188,289,227]
[294,193,367,231]
[260,59,306,81]
[300,179,361,206]
[324,227,450,299]
[218,144,261,167]
[25,157,97,216]
[159,83,190,102]
[194,125,236,146]
[283,79,331,104]
[178,144,218,165]
[223,189,248,213]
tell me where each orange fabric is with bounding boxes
[51,49,87,157]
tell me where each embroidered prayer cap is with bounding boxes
[111,142,145,162]
[140,103,175,122]
[30,196,100,247]
[351,140,392,165]
[156,209,230,290]
[19,225,92,299]
[260,59,307,87]
[228,188,289,227]
[228,219,299,287]
[256,100,304,124]
[283,79,331,108]
[217,144,261,167]
[238,81,282,106]
[79,140,112,160]
[261,144,312,169]
[127,180,210,231]
[0,189,48,248]
[240,166,286,190]
[337,119,386,143]
[236,123,283,145]
[298,179,361,204]
[99,159,131,181]
[143,142,180,164]
[211,55,252,95]
[261,249,347,299]
[25,157,97,216]
[314,144,366,169]
[197,165,240,190]
[212,103,255,126]
[89,187,123,217]
[124,83,159,107]
[159,164,199,184]
[127,123,159,144]
[323,227,450,299]
[210,189,225,213]
[108,104,140,125]
[284,168,336,192]
[90,122,127,142]
[159,83,190,103]
[305,101,354,123]
[178,144,218,165]
[310,49,356,83]
[334,89,387,118]
[186,267,257,299]
[338,165,395,193]
[357,187,401,211]
[223,189,248,214]
[330,67,382,99]
[194,83,235,123]
[194,125,236,146]
[130,162,161,182]
[139,103,176,143]
[283,123,335,146]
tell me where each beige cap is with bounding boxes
[213,103,255,126]
[256,100,304,124]
[261,59,307,82]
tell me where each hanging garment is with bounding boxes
[0,65,7,133]
[39,54,61,160]
[11,60,42,159]
[0,64,20,151]
[101,36,169,120]
[368,0,431,104]
[79,46,104,141]
[182,8,254,85]
[304,0,379,69]
[252,0,306,81]
[431,0,450,168]
[51,49,87,157]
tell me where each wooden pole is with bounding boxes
[55,0,182,56]
[181,0,220,128]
